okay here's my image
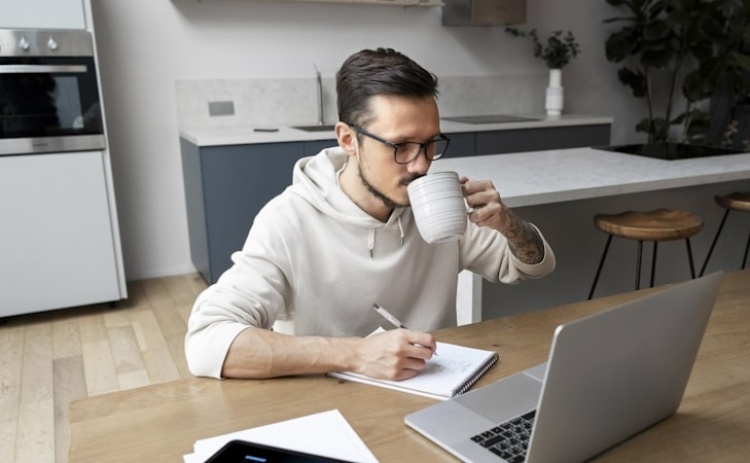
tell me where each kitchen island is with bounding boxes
[433,148,750,323]
[434,147,750,208]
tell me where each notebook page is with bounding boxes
[329,341,498,400]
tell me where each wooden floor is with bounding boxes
[0,273,208,463]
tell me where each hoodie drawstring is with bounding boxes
[397,215,404,246]
[368,215,404,258]
[368,228,375,258]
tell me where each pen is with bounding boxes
[372,303,407,329]
[372,304,437,355]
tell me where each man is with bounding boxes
[185,48,555,381]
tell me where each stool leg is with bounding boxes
[650,241,658,288]
[742,228,750,270]
[686,238,696,279]
[700,209,730,277]
[636,240,643,290]
[588,234,613,300]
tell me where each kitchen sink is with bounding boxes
[292,124,337,132]
[441,115,541,124]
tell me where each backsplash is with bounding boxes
[175,74,547,130]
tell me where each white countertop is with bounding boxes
[432,147,750,208]
[179,114,612,147]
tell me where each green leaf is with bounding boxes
[695,15,725,42]
[651,118,669,142]
[683,70,712,102]
[605,27,640,62]
[643,20,671,40]
[635,118,653,134]
[646,1,668,21]
[686,119,711,138]
[729,51,750,73]
[684,108,711,142]
[602,17,639,24]
[618,67,649,98]
[635,116,668,142]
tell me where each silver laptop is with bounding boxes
[405,271,723,463]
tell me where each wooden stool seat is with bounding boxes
[700,192,750,276]
[595,209,704,242]
[715,192,750,212]
[589,208,704,299]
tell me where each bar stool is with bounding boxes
[699,192,750,276]
[588,209,704,300]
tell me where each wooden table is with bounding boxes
[69,270,750,462]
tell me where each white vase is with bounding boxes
[546,68,564,116]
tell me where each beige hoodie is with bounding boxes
[184,147,556,378]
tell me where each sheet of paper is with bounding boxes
[183,409,378,463]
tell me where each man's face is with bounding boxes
[355,94,441,208]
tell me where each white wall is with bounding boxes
[91,0,642,280]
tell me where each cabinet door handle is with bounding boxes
[0,64,87,74]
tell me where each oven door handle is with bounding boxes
[0,64,88,74]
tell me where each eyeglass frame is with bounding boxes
[346,123,451,165]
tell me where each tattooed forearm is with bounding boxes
[502,210,545,264]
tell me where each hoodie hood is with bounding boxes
[288,148,408,256]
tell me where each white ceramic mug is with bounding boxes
[407,171,468,244]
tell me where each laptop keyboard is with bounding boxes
[470,410,536,463]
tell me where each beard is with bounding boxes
[358,164,422,209]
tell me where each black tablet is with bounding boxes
[204,439,356,462]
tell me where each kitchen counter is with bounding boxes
[179,113,612,147]
[432,147,750,208]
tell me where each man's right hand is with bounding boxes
[350,328,437,380]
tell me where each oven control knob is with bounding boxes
[47,37,59,51]
[18,36,30,51]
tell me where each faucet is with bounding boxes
[314,64,324,126]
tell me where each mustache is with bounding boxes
[401,173,426,186]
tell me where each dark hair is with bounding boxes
[336,48,439,129]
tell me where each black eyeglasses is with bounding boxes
[348,124,450,164]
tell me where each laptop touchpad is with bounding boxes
[454,372,543,423]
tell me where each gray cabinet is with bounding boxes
[182,122,611,284]
[304,139,335,156]
[182,139,307,283]
[442,132,475,158]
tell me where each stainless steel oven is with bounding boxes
[0,28,105,155]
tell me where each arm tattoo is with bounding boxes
[502,210,545,264]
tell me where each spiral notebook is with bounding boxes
[328,342,498,400]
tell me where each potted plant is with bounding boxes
[505,28,582,116]
[603,0,750,158]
